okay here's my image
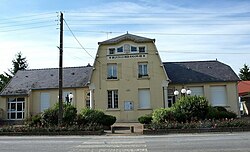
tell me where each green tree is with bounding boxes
[239,64,250,80]
[0,52,28,91]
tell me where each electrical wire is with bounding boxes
[63,19,95,59]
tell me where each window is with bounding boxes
[108,48,115,55]
[40,93,50,112]
[138,63,148,78]
[7,97,25,120]
[210,86,227,106]
[108,90,118,109]
[85,91,90,108]
[138,89,151,109]
[131,46,137,52]
[117,46,123,53]
[139,46,146,53]
[107,64,117,79]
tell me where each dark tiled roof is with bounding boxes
[0,66,92,96]
[98,33,155,45]
[163,60,239,84]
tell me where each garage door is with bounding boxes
[210,86,227,106]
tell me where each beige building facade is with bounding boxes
[0,33,240,123]
[90,34,169,122]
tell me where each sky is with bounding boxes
[0,0,250,75]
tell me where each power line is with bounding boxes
[0,24,56,33]
[64,30,250,36]
[63,19,95,59]
[0,12,56,21]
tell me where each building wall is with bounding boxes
[91,40,168,122]
[0,87,89,120]
[169,82,240,115]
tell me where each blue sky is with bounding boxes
[0,0,250,74]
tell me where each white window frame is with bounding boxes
[138,63,148,78]
[108,90,118,109]
[7,97,25,120]
[138,46,146,53]
[107,63,117,79]
[130,45,138,53]
[116,46,124,53]
[108,47,115,55]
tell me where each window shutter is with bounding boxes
[138,89,151,109]
[210,86,227,106]
[118,63,122,79]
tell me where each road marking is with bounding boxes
[70,138,148,152]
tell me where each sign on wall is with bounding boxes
[107,54,147,60]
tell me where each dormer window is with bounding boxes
[131,46,137,52]
[139,46,146,53]
[117,46,123,53]
[109,48,115,55]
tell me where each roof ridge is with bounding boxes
[163,60,218,64]
[23,66,92,71]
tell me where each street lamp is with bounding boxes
[174,88,192,97]
[186,89,192,95]
[68,92,73,103]
[174,89,179,96]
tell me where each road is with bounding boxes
[0,132,250,152]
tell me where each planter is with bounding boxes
[0,130,104,136]
[143,127,250,135]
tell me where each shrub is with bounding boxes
[173,96,209,122]
[80,108,116,127]
[100,114,116,127]
[42,103,77,126]
[138,114,152,124]
[207,106,237,120]
[26,114,42,127]
[152,108,175,123]
[63,104,77,125]
[42,106,58,126]
[80,108,105,124]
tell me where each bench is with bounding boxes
[111,126,134,133]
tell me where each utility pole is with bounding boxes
[58,12,63,126]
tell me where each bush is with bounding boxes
[80,108,105,124]
[26,114,42,127]
[152,108,175,123]
[207,106,237,120]
[42,103,77,126]
[138,114,152,124]
[80,108,116,127]
[100,115,116,127]
[173,96,209,122]
[63,104,77,125]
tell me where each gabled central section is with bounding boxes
[90,33,168,122]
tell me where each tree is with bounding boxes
[0,52,28,91]
[239,64,250,80]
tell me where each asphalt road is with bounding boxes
[0,132,250,152]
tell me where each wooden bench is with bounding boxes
[111,125,134,133]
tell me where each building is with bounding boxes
[0,66,92,122]
[238,81,250,115]
[0,33,240,123]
